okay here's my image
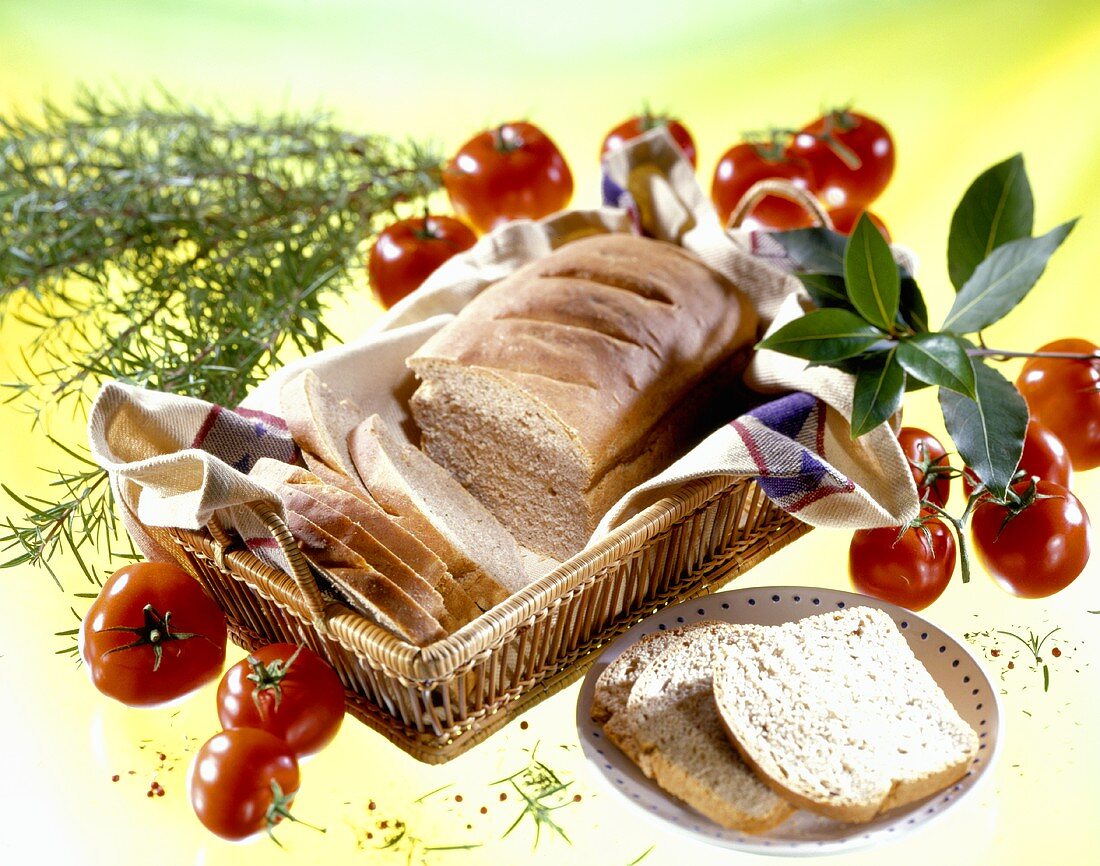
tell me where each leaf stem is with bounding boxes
[966,347,1099,361]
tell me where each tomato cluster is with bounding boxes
[368,106,895,310]
[850,410,1094,611]
[191,642,345,841]
[80,561,345,843]
[711,108,894,236]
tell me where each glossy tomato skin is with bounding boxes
[827,206,891,243]
[963,418,1072,497]
[711,143,817,230]
[444,121,574,233]
[601,114,697,167]
[217,643,345,757]
[1016,338,1100,470]
[971,480,1091,598]
[897,427,951,507]
[80,562,227,707]
[190,729,300,841]
[849,517,956,611]
[789,110,895,209]
[368,216,476,309]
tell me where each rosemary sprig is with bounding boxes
[996,626,1061,692]
[1,89,442,587]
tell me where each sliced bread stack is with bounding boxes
[593,606,978,831]
[252,370,528,645]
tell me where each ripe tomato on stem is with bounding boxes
[443,121,573,233]
[1016,338,1100,470]
[896,427,952,507]
[217,643,345,758]
[601,111,697,167]
[189,728,309,842]
[970,479,1091,598]
[711,141,818,230]
[80,561,227,707]
[963,418,1072,497]
[849,515,957,611]
[789,109,895,209]
[368,215,476,309]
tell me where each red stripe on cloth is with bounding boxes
[235,407,289,430]
[245,537,280,548]
[785,478,857,513]
[729,419,769,475]
[191,404,223,449]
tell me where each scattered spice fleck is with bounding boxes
[157,788,165,797]
[368,800,376,811]
[158,752,166,762]
[573,794,582,802]
[479,806,487,814]
[1008,661,1015,669]
[111,775,119,783]
[466,824,472,830]
[454,794,463,803]
[146,791,154,798]
[499,792,507,801]
[990,649,1001,657]
[519,721,529,730]
[1052,647,1062,657]
[366,832,373,840]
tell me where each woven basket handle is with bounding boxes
[726,178,834,231]
[207,501,328,624]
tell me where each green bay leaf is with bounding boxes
[851,349,905,438]
[896,332,976,396]
[947,154,1034,291]
[756,308,884,363]
[844,213,900,332]
[939,360,1028,499]
[942,220,1076,334]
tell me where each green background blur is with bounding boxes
[2,1,1099,864]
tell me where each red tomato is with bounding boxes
[711,142,818,230]
[601,112,697,167]
[1016,338,1100,470]
[971,479,1092,598]
[963,418,1073,497]
[368,215,476,309]
[849,517,956,611]
[80,562,227,707]
[443,121,574,233]
[217,644,345,758]
[189,729,301,842]
[896,427,951,507]
[789,109,895,209]
[827,206,892,243]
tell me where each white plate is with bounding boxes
[575,586,1001,856]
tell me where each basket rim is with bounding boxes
[168,472,750,680]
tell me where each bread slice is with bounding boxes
[619,623,794,833]
[280,510,444,646]
[712,607,979,824]
[348,414,527,611]
[279,370,361,476]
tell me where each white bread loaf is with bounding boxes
[618,622,794,833]
[406,233,760,560]
[712,606,979,824]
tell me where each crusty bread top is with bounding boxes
[406,233,759,471]
[712,607,979,824]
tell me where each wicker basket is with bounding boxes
[152,473,809,763]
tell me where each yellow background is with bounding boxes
[2,1,1099,863]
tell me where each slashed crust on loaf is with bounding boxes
[712,607,979,824]
[618,623,794,833]
[406,233,760,560]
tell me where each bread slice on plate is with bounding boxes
[619,622,794,833]
[712,606,980,824]
[348,414,527,611]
